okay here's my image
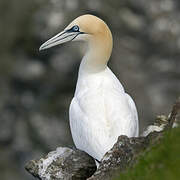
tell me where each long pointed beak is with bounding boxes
[39,30,80,51]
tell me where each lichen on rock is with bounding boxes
[25,147,96,180]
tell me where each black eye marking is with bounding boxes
[66,25,80,32]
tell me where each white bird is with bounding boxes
[40,14,139,162]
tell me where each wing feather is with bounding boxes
[69,68,139,161]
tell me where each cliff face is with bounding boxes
[25,125,180,180]
[25,99,180,180]
[0,0,180,179]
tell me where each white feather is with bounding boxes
[69,67,139,161]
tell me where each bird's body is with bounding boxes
[40,14,139,162]
[70,67,138,161]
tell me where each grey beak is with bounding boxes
[39,30,80,51]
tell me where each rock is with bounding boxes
[88,98,180,180]
[88,131,166,180]
[25,132,163,180]
[25,98,180,180]
[141,115,168,136]
[88,135,148,180]
[25,147,96,180]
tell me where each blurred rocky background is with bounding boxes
[0,0,179,179]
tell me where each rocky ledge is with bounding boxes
[25,98,180,180]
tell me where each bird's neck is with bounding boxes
[79,37,113,75]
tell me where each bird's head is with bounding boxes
[39,14,112,52]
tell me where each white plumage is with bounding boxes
[40,14,139,162]
[70,67,138,161]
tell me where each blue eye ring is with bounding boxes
[72,25,79,32]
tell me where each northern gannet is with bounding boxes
[40,14,139,162]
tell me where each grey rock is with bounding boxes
[88,136,148,180]
[26,98,180,180]
[88,133,161,180]
[25,147,96,180]
[25,133,161,180]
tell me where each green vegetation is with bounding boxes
[115,127,180,180]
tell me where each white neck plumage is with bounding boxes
[79,38,112,75]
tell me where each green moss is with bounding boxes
[114,127,180,180]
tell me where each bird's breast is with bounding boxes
[75,67,124,98]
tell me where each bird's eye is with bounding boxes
[72,25,79,32]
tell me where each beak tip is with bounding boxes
[39,45,44,51]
